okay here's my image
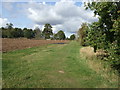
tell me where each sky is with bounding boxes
[0,0,99,37]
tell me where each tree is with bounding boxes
[17,28,24,37]
[1,27,7,38]
[12,28,24,38]
[5,23,14,38]
[85,2,120,70]
[70,34,76,40]
[23,28,34,39]
[85,2,120,43]
[85,22,106,52]
[56,30,66,40]
[34,27,42,39]
[53,33,59,40]
[42,23,53,39]
[6,23,13,29]
[77,23,88,46]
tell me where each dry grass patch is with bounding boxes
[80,46,119,85]
[80,46,108,59]
[80,46,95,59]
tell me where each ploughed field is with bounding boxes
[1,38,69,52]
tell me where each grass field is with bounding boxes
[2,41,118,88]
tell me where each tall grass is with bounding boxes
[80,46,119,88]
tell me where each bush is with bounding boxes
[107,41,120,72]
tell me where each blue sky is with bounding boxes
[0,0,98,37]
[1,2,33,28]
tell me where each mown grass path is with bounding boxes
[2,41,118,88]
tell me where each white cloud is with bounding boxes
[25,1,98,37]
[2,0,98,37]
[0,18,9,27]
[33,24,45,30]
[27,2,64,25]
[33,24,41,29]
[42,2,46,5]
[2,0,117,3]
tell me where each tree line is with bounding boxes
[0,23,76,40]
[78,2,120,72]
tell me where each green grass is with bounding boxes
[2,41,118,88]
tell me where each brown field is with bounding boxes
[1,38,70,52]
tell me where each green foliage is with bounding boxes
[34,27,42,39]
[57,30,66,40]
[107,41,120,71]
[53,33,58,40]
[84,2,120,71]
[12,28,24,38]
[107,16,120,70]
[77,23,88,46]
[6,23,13,29]
[23,28,34,39]
[70,34,75,40]
[1,24,35,39]
[42,23,53,39]
[1,27,7,38]
[1,23,67,40]
[85,2,120,43]
[85,22,106,52]
[5,23,14,38]
[53,30,66,40]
